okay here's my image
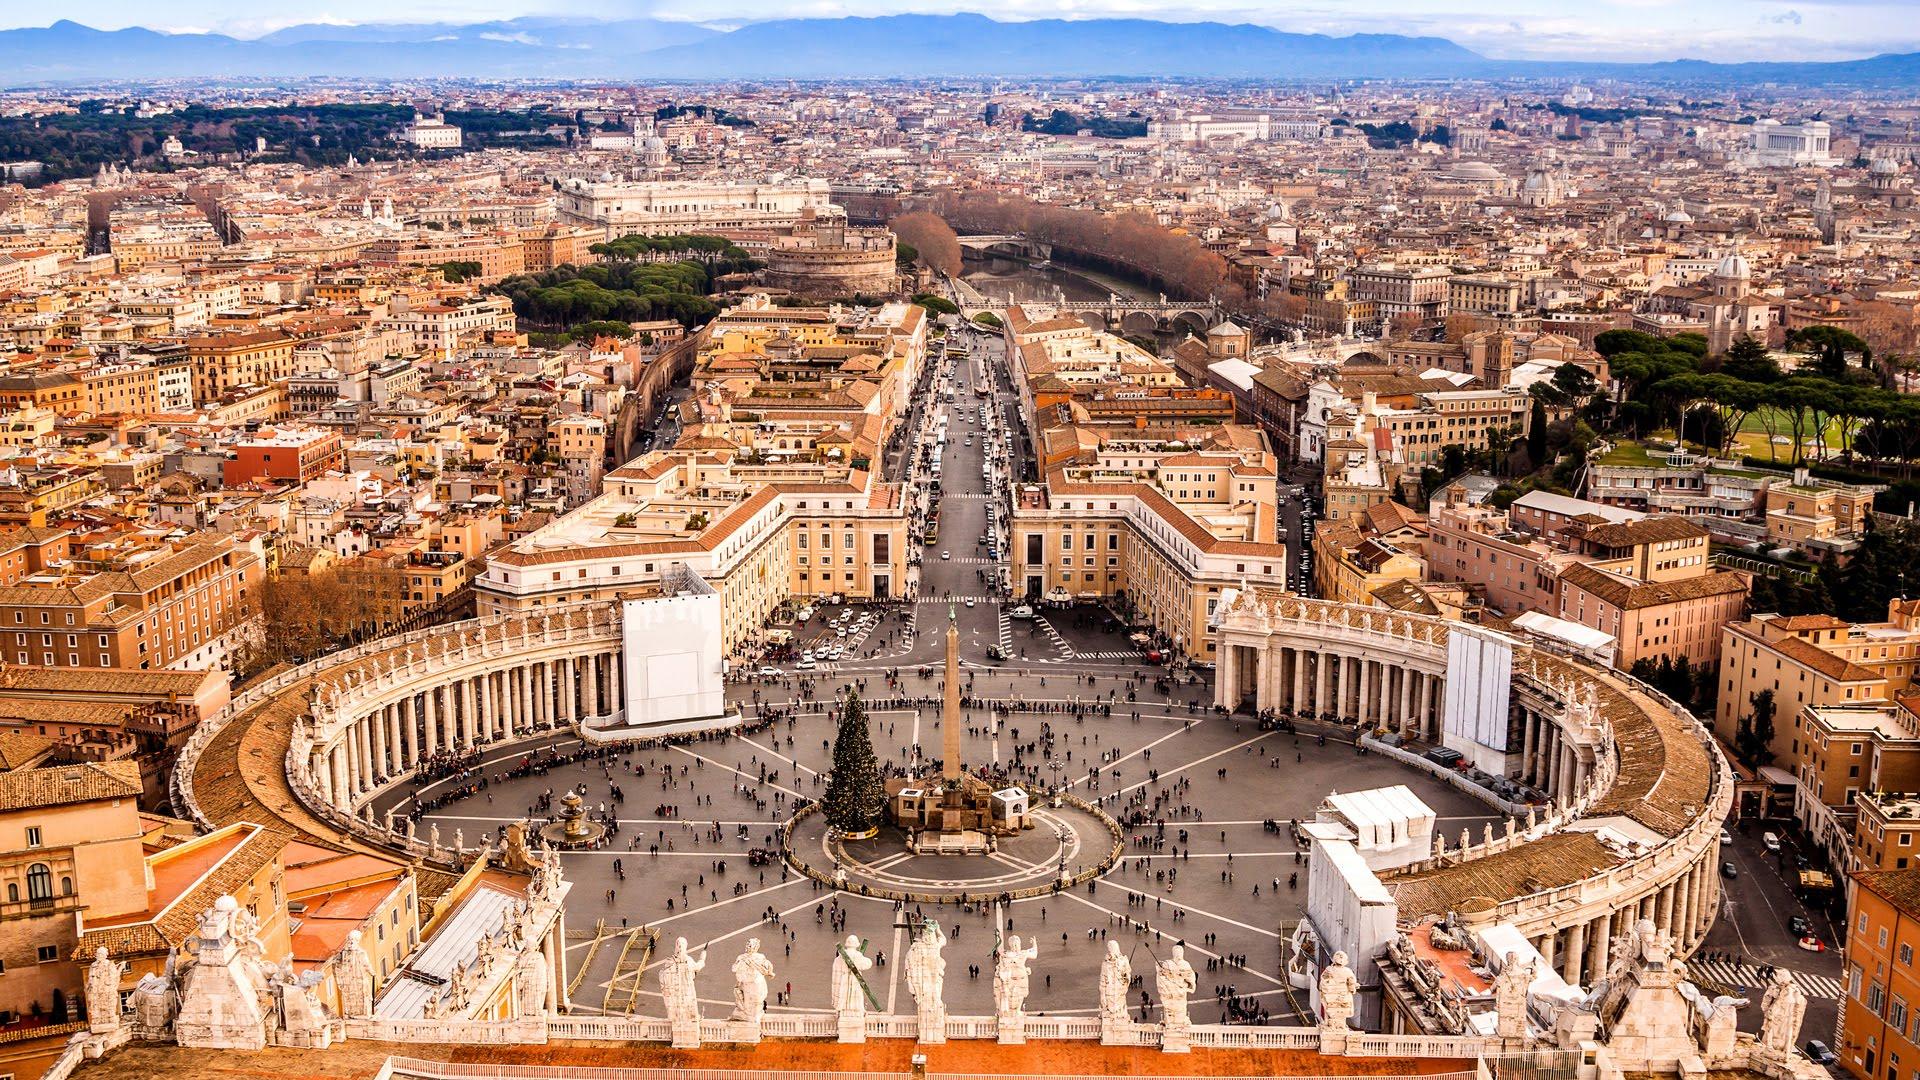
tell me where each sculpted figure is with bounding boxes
[86,947,126,1034]
[993,934,1038,1021]
[1155,944,1196,1029]
[1758,969,1807,1053]
[1319,950,1359,1030]
[1493,951,1533,1040]
[904,921,947,1028]
[1098,940,1132,1024]
[831,935,874,1018]
[730,939,774,1023]
[659,937,706,1026]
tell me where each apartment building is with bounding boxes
[1837,868,1920,1080]
[186,328,298,402]
[1011,432,1284,662]
[0,531,261,671]
[1717,605,1920,769]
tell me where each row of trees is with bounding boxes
[889,211,962,276]
[1600,327,1917,467]
[586,233,755,265]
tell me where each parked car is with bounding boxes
[1805,1041,1837,1065]
[1763,832,1782,852]
[1720,828,1733,846]
[1789,915,1813,936]
[1011,605,1035,619]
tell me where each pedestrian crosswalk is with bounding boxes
[1074,650,1147,661]
[913,595,1000,605]
[1685,960,1843,1000]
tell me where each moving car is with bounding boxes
[1721,861,1738,878]
[1789,915,1812,936]
[1011,605,1034,619]
[964,597,976,607]
[941,551,951,560]
[796,658,816,670]
[1804,1041,1837,1065]
[757,666,783,678]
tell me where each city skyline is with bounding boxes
[4,0,1916,64]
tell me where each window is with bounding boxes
[24,827,39,847]
[26,863,51,902]
[36,945,57,963]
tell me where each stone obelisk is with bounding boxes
[943,604,962,781]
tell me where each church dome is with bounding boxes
[1715,252,1752,280]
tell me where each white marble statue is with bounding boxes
[730,939,774,1024]
[514,942,549,1019]
[329,930,376,1019]
[659,937,706,1026]
[904,920,947,1030]
[993,934,1038,1021]
[129,972,177,1034]
[1155,945,1196,1029]
[1758,969,1807,1053]
[86,946,126,1033]
[1320,950,1359,1031]
[1098,940,1132,1024]
[1493,951,1534,1041]
[831,935,874,1018]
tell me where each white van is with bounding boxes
[1762,832,1782,852]
[1011,605,1035,620]
[797,606,815,622]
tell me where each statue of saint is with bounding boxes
[831,935,874,1018]
[1098,940,1132,1024]
[514,944,549,1019]
[1758,969,1807,1053]
[904,921,947,1028]
[1493,951,1533,1040]
[730,939,774,1023]
[659,937,706,1027]
[1154,945,1196,1029]
[992,934,1038,1021]
[330,930,376,1019]
[1319,950,1359,1031]
[87,947,126,1034]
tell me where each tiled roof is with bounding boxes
[1557,563,1748,610]
[0,759,140,812]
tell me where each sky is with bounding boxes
[10,0,1920,63]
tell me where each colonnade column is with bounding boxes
[560,658,576,726]
[423,687,440,758]
[1418,673,1434,742]
[1563,921,1586,985]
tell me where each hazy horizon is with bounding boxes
[4,1,1917,65]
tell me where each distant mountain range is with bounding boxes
[1,13,1918,86]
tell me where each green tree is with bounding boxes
[1526,397,1548,465]
[822,692,886,835]
[1720,337,1781,383]
[1735,689,1778,768]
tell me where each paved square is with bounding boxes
[396,685,1499,1027]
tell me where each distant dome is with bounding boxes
[1716,252,1752,279]
[1665,209,1694,223]
[1207,320,1248,338]
[1522,170,1551,191]
[1265,200,1291,222]
[1442,161,1502,182]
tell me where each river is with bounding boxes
[960,254,1156,307]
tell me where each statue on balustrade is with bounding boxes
[1155,945,1195,1029]
[1098,940,1132,1025]
[1319,950,1358,1030]
[86,946,126,1034]
[730,939,774,1024]
[904,920,946,1034]
[660,938,706,1027]
[993,934,1038,1023]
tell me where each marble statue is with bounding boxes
[330,930,375,1019]
[904,921,947,1033]
[1098,940,1132,1024]
[831,935,874,1018]
[86,946,126,1033]
[730,939,774,1024]
[1319,951,1358,1030]
[1758,969,1807,1053]
[1493,951,1533,1041]
[1154,945,1196,1029]
[993,934,1038,1022]
[659,937,706,1027]
[514,942,548,1019]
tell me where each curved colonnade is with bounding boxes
[174,595,1731,997]
[1213,593,1732,989]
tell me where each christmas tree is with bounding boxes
[823,690,885,835]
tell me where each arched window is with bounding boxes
[26,863,52,902]
[6,883,16,903]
